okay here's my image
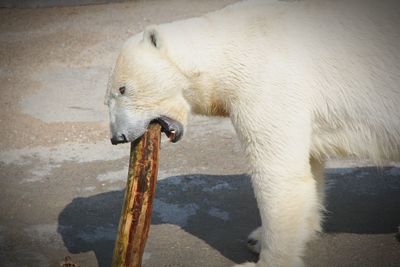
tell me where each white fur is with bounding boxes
[106,0,400,266]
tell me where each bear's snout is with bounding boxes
[110,133,128,145]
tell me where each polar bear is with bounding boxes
[105,0,400,266]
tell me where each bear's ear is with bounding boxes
[143,26,161,49]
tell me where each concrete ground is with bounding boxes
[0,1,399,266]
[0,0,125,8]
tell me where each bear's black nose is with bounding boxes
[110,134,128,145]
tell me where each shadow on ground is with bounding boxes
[57,167,400,266]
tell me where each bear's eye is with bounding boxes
[119,86,126,95]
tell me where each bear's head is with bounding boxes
[105,26,191,145]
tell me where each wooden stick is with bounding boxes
[112,123,161,267]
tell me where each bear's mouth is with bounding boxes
[155,116,184,143]
[110,116,183,145]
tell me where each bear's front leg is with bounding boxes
[231,104,318,267]
[250,164,318,267]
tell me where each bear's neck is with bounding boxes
[159,18,232,117]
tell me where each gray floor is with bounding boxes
[0,0,126,8]
[0,1,399,266]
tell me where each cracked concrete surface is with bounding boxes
[0,1,399,266]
